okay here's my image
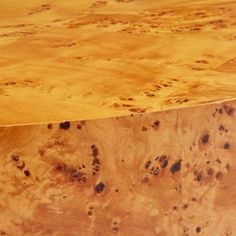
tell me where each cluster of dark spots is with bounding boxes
[218,125,224,131]
[153,84,162,90]
[224,142,230,149]
[47,123,53,129]
[218,124,228,132]
[165,97,189,104]
[94,165,100,172]
[91,145,101,175]
[145,160,151,169]
[116,103,132,108]
[91,144,99,157]
[196,59,208,64]
[55,162,87,183]
[87,205,94,217]
[69,168,87,183]
[77,120,86,129]
[150,166,159,176]
[119,96,134,101]
[111,218,121,233]
[24,170,30,177]
[92,158,100,165]
[159,155,167,163]
[170,160,181,174]
[11,154,19,162]
[201,134,209,144]
[78,164,86,170]
[59,121,70,130]
[223,104,234,116]
[129,108,147,113]
[142,126,148,131]
[194,170,202,182]
[95,182,105,193]
[216,158,221,164]
[196,227,201,233]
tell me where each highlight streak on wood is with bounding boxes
[0,0,235,125]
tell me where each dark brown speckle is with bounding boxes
[145,160,151,169]
[161,159,168,168]
[159,155,167,163]
[201,134,209,144]
[142,126,148,131]
[216,171,223,180]
[153,120,160,128]
[95,182,105,193]
[170,160,181,174]
[224,142,230,149]
[56,162,66,172]
[47,123,53,129]
[196,227,201,233]
[11,155,19,162]
[24,170,30,177]
[59,121,70,130]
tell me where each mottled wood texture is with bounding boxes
[0,101,235,235]
[0,0,236,125]
[0,0,236,236]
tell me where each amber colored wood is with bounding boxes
[0,0,236,125]
[0,1,236,236]
[0,100,235,235]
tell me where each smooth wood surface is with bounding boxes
[0,100,235,235]
[0,1,236,235]
[0,0,236,125]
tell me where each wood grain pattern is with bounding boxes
[0,0,236,125]
[0,100,235,235]
[0,1,236,235]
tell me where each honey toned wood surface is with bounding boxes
[0,0,236,125]
[0,100,235,236]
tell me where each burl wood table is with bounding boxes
[0,0,236,235]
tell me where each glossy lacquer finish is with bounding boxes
[0,1,235,235]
